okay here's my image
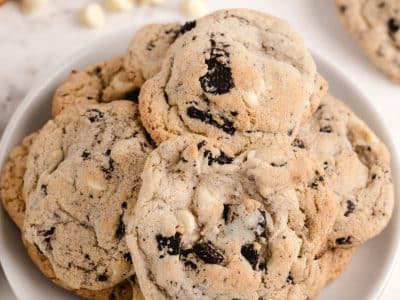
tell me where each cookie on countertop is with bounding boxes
[336,0,400,82]
[23,101,154,292]
[139,9,327,153]
[0,133,37,230]
[296,94,394,247]
[52,56,142,116]
[127,135,337,299]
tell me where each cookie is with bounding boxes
[23,101,154,291]
[139,9,327,153]
[308,247,355,298]
[127,135,337,299]
[336,0,400,82]
[296,94,394,247]
[22,237,143,300]
[125,22,182,81]
[52,56,141,116]
[0,133,37,230]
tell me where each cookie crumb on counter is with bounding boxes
[80,3,105,28]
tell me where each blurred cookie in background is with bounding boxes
[336,0,400,83]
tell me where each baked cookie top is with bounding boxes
[139,9,326,153]
[0,133,37,230]
[336,0,400,82]
[296,94,394,247]
[22,237,143,300]
[125,22,182,82]
[23,101,154,291]
[52,56,141,116]
[127,135,337,299]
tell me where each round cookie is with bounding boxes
[22,237,143,300]
[0,132,37,230]
[52,56,142,116]
[139,9,327,153]
[0,132,144,298]
[125,22,182,82]
[336,0,400,82]
[295,94,394,247]
[23,101,154,291]
[127,135,337,299]
[308,247,355,298]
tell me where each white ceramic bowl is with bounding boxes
[0,27,399,300]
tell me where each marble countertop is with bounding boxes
[0,0,399,299]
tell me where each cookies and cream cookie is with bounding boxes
[127,135,337,299]
[0,133,37,230]
[336,0,400,82]
[52,56,142,116]
[139,9,327,153]
[296,94,394,247]
[23,101,153,291]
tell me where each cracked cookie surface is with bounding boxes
[23,237,143,300]
[336,0,400,82]
[127,135,337,299]
[296,94,394,247]
[0,133,37,230]
[52,56,142,116]
[23,101,153,291]
[139,9,327,153]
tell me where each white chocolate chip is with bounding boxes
[86,177,106,192]
[181,0,207,17]
[80,3,105,28]
[150,0,165,4]
[196,186,222,222]
[247,150,256,161]
[175,210,196,234]
[138,0,164,5]
[21,0,48,13]
[105,0,135,12]
[243,92,259,107]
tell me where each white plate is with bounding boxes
[0,27,399,300]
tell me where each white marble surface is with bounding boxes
[0,0,399,299]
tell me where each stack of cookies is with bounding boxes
[0,9,395,300]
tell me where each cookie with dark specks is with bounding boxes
[309,247,355,298]
[336,0,400,82]
[0,133,37,230]
[52,56,142,116]
[23,101,153,292]
[139,9,327,153]
[127,135,337,299]
[23,237,143,300]
[125,22,182,81]
[296,94,394,247]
